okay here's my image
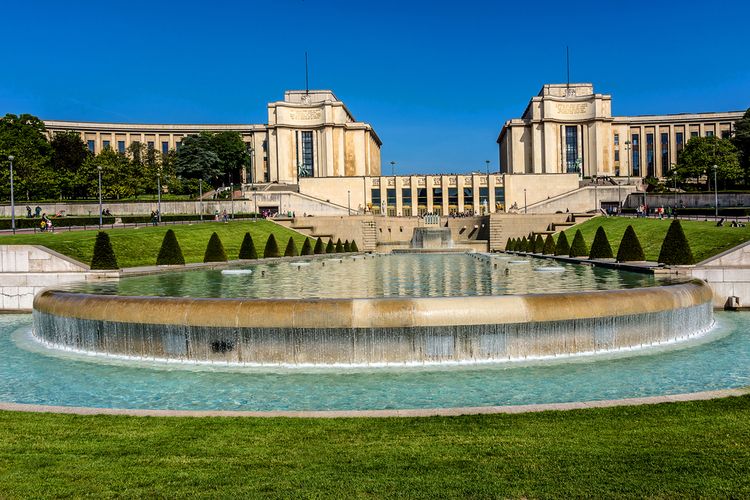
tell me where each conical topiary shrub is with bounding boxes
[156,229,185,265]
[617,225,645,262]
[534,234,545,253]
[658,220,695,265]
[300,238,313,256]
[335,238,344,253]
[90,231,119,270]
[569,229,588,258]
[326,239,334,253]
[505,238,512,251]
[554,232,570,256]
[313,237,325,254]
[203,232,227,262]
[542,234,555,255]
[589,226,614,259]
[264,234,280,258]
[284,236,298,257]
[344,240,351,252]
[350,240,359,252]
[520,237,528,252]
[238,232,258,259]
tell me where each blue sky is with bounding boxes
[2,0,748,174]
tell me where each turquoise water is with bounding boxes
[2,313,748,411]
[65,254,667,299]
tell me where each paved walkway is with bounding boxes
[1,387,747,418]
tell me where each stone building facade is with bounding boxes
[43,90,382,185]
[498,83,744,179]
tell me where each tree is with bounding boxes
[344,240,351,252]
[350,240,359,252]
[156,229,185,265]
[675,136,741,188]
[284,236,298,257]
[588,226,613,259]
[554,232,570,256]
[734,108,750,182]
[90,232,119,269]
[174,131,246,187]
[520,237,528,252]
[542,235,555,254]
[616,225,645,262]
[505,238,512,251]
[264,234,280,258]
[313,237,325,254]
[335,238,344,253]
[203,232,228,262]
[533,234,544,253]
[0,113,54,201]
[568,229,588,258]
[658,220,695,265]
[300,238,313,256]
[326,239,334,253]
[50,131,90,199]
[239,232,259,259]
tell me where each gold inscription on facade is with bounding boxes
[289,109,322,121]
[555,103,588,115]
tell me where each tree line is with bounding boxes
[0,113,249,202]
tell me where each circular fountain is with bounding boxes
[31,254,714,366]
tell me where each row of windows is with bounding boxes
[372,187,505,208]
[87,140,184,154]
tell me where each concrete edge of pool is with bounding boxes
[1,387,748,418]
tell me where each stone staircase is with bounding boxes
[361,220,377,251]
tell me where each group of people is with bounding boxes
[150,210,160,226]
[635,205,672,219]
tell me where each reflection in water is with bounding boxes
[69,254,672,300]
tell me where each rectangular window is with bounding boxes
[722,130,731,139]
[448,187,458,210]
[102,140,110,150]
[432,188,443,207]
[614,150,620,162]
[565,126,578,172]
[614,133,619,146]
[175,141,182,152]
[494,186,505,210]
[401,188,412,208]
[162,142,169,155]
[646,133,654,177]
[300,131,314,177]
[118,141,126,153]
[706,130,714,137]
[463,187,474,209]
[371,188,381,213]
[631,134,640,177]
[417,188,428,208]
[661,133,669,174]
[479,187,489,214]
[676,132,684,159]
[87,140,95,153]
[147,141,154,150]
[386,188,396,207]
[691,131,699,138]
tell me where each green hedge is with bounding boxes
[0,216,115,230]
[119,213,262,224]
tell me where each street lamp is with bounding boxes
[199,179,203,221]
[229,173,234,220]
[157,173,162,223]
[97,166,103,228]
[593,174,598,213]
[485,160,490,176]
[523,188,527,214]
[390,161,396,176]
[713,164,719,219]
[347,189,351,216]
[8,155,15,234]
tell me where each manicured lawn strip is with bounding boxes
[1,397,750,497]
[0,221,309,268]
[560,217,750,262]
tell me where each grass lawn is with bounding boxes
[0,221,312,268]
[0,396,749,497]
[560,216,750,262]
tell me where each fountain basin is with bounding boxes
[32,280,713,365]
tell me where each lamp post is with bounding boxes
[199,179,203,221]
[8,155,15,234]
[593,174,598,213]
[157,173,162,223]
[485,160,490,176]
[347,189,351,216]
[246,146,254,185]
[97,166,103,228]
[229,173,234,220]
[523,188,527,214]
[713,164,719,219]
[390,161,396,176]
